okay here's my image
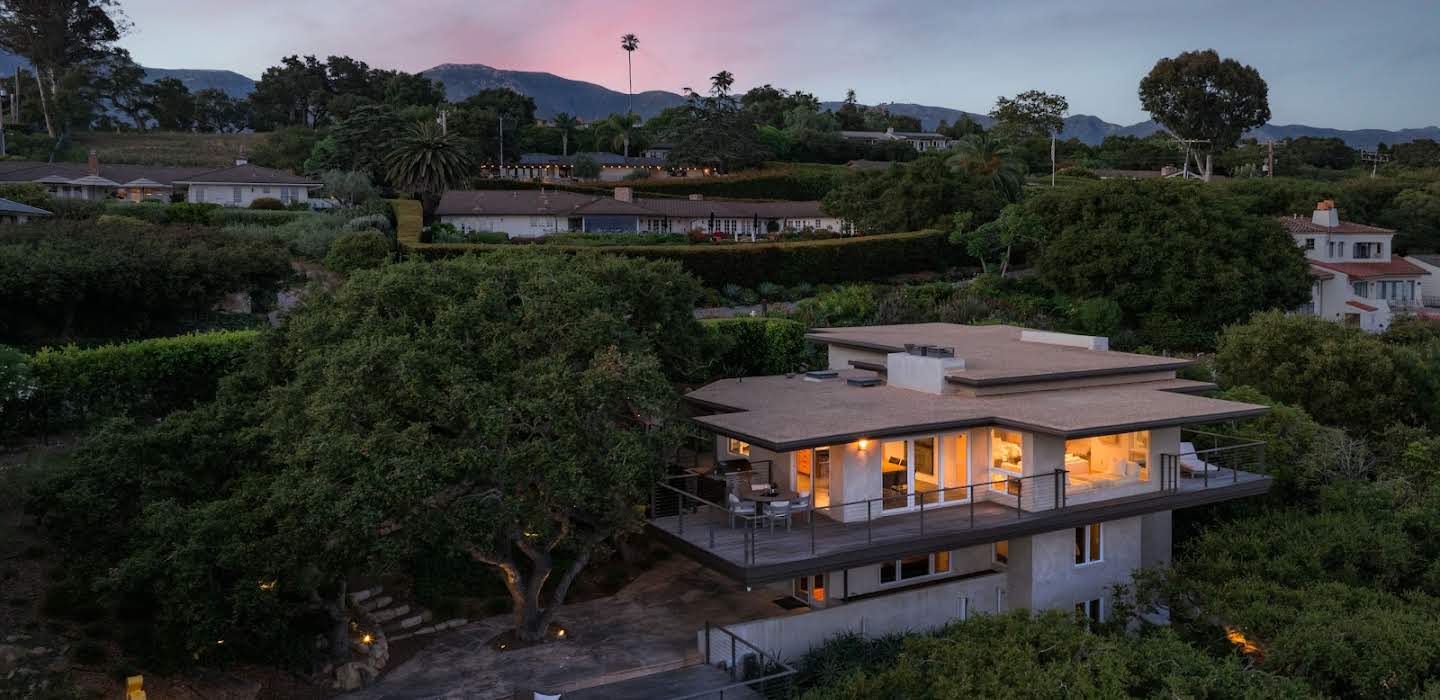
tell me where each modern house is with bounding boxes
[0,153,321,207]
[1283,200,1435,331]
[435,187,849,239]
[487,152,713,182]
[841,127,953,152]
[0,196,52,223]
[650,323,1270,661]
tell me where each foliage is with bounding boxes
[1030,179,1311,349]
[950,204,1046,276]
[662,70,772,173]
[823,154,1003,234]
[1215,311,1440,434]
[405,230,959,289]
[948,133,1027,202]
[320,169,378,206]
[384,121,475,208]
[796,611,1310,699]
[22,330,260,430]
[0,182,53,208]
[0,221,290,344]
[323,230,392,273]
[344,214,393,235]
[702,317,810,378]
[249,196,284,210]
[221,213,349,260]
[1139,49,1271,175]
[989,90,1068,140]
[573,154,601,179]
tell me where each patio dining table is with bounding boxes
[738,489,800,516]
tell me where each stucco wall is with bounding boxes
[440,214,569,238]
[1009,515,1143,616]
[707,570,1006,662]
[187,184,311,207]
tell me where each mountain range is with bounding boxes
[1,52,1434,150]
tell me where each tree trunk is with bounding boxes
[562,133,568,157]
[1203,153,1213,183]
[473,534,601,643]
[326,580,350,660]
[33,68,53,138]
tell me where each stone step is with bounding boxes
[348,586,383,605]
[370,604,411,624]
[360,595,393,612]
[383,609,432,634]
[388,618,467,642]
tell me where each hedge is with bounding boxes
[703,317,811,377]
[391,198,423,248]
[24,330,260,429]
[403,229,956,288]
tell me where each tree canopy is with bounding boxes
[1139,49,1271,156]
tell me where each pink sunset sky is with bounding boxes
[114,0,1439,129]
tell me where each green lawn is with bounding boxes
[68,131,271,167]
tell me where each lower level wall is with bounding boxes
[708,570,1006,662]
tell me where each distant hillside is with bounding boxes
[421,63,685,120]
[0,49,255,97]
[141,67,255,98]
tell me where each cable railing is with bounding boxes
[1157,429,1267,491]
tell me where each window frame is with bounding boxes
[1074,523,1103,566]
[727,438,751,457]
[1075,597,1103,625]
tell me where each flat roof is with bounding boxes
[687,370,1265,450]
[807,323,1190,386]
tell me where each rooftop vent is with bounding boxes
[903,343,955,358]
[847,376,883,388]
[804,369,839,382]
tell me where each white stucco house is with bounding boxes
[0,153,321,207]
[434,187,850,240]
[650,324,1271,663]
[1283,200,1436,331]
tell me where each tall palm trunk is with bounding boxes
[624,52,633,158]
[33,68,53,138]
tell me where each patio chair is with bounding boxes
[1178,442,1220,477]
[765,500,793,532]
[792,492,811,523]
[727,493,753,528]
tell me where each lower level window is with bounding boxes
[1076,597,1103,624]
[879,551,950,584]
[993,540,1009,565]
[1075,524,1102,565]
[795,574,825,602]
[727,438,750,456]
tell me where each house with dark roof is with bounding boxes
[434,187,848,238]
[0,196,52,223]
[1283,200,1436,330]
[649,323,1270,660]
[491,152,713,182]
[841,127,953,153]
[0,152,321,207]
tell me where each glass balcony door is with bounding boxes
[882,437,938,511]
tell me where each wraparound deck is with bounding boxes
[649,447,1268,585]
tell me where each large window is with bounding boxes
[795,574,825,603]
[943,434,970,503]
[1075,524,1102,565]
[882,440,909,510]
[1076,598,1103,625]
[727,438,750,457]
[879,551,951,585]
[1063,432,1149,490]
[990,429,1023,494]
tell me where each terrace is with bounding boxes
[648,430,1267,585]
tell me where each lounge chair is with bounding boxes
[1178,441,1220,477]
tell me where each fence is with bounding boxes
[674,623,795,700]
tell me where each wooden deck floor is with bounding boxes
[651,469,1267,571]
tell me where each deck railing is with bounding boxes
[666,623,795,700]
[1157,429,1266,491]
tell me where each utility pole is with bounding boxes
[437,109,448,136]
[497,114,505,178]
[1359,149,1390,178]
[0,87,8,157]
[1266,139,1274,177]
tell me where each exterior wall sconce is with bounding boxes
[857,439,870,451]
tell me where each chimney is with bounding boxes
[1312,200,1340,228]
[885,345,966,395]
[86,149,99,176]
[885,126,895,135]
[614,186,633,202]
[688,194,704,201]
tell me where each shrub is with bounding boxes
[26,330,260,429]
[94,214,156,234]
[99,200,170,223]
[703,317,810,377]
[1071,297,1123,337]
[428,224,508,244]
[249,197,285,210]
[222,213,348,260]
[0,182,51,208]
[345,214,393,235]
[205,208,310,227]
[390,198,423,247]
[325,230,392,272]
[542,232,688,246]
[43,197,106,220]
[162,202,220,225]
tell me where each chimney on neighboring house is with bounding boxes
[86,149,99,176]
[1312,199,1340,228]
[613,186,633,202]
[885,126,895,136]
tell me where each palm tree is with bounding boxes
[709,70,735,98]
[948,133,1026,202]
[553,112,577,156]
[620,33,639,157]
[384,121,474,211]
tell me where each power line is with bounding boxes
[1358,150,1391,178]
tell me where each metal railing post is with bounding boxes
[919,491,925,535]
[650,485,657,519]
[679,499,685,535]
[705,622,712,666]
[969,485,975,528]
[730,633,737,681]
[1016,479,1023,519]
[866,500,873,544]
[810,505,816,554]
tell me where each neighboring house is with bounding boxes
[1283,200,1435,331]
[0,152,320,207]
[435,187,850,238]
[841,127,953,152]
[488,152,712,182]
[174,161,322,207]
[0,196,52,223]
[649,323,1272,661]
[642,144,673,160]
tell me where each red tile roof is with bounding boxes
[1310,258,1428,279]
[1279,216,1395,235]
[1346,300,1379,312]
